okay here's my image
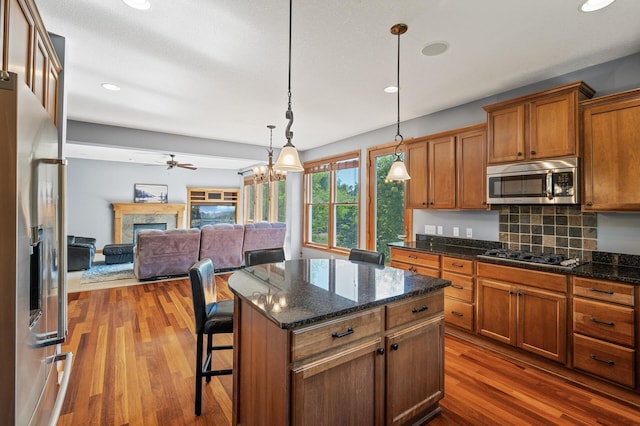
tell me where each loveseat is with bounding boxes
[133,222,286,279]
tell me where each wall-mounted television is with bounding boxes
[190,204,236,228]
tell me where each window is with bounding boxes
[188,188,239,228]
[243,175,286,223]
[304,151,359,252]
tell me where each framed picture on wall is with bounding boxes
[134,184,168,203]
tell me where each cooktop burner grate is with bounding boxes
[480,249,580,268]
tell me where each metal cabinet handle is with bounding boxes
[585,201,593,207]
[590,317,615,326]
[332,327,354,338]
[391,343,399,351]
[408,255,418,259]
[450,284,464,290]
[450,311,464,317]
[531,150,536,155]
[412,305,428,313]
[589,287,613,295]
[517,151,523,156]
[377,348,385,355]
[590,354,615,365]
[450,262,464,268]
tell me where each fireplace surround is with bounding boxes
[112,203,186,244]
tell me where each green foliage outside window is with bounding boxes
[375,154,405,259]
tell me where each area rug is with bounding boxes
[81,262,136,284]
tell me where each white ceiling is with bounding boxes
[36,0,640,167]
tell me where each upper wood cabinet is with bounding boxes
[405,124,487,210]
[3,0,61,125]
[483,81,595,164]
[581,89,640,212]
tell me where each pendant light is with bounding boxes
[274,0,304,172]
[386,23,411,181]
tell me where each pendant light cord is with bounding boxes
[395,28,402,147]
[285,0,294,144]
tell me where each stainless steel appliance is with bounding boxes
[0,72,72,425]
[478,248,581,270]
[486,157,579,204]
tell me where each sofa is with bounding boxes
[133,222,286,279]
[67,235,96,271]
[134,229,202,280]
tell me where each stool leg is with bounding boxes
[195,332,203,416]
[206,333,213,383]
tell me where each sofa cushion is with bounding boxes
[199,223,245,270]
[242,222,286,262]
[134,229,201,280]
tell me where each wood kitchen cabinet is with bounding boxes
[572,276,636,388]
[581,88,640,211]
[477,263,568,363]
[404,124,487,210]
[3,0,61,124]
[442,256,475,332]
[390,246,440,278]
[483,81,594,164]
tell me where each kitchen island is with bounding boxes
[228,258,451,426]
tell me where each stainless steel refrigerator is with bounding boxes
[0,71,72,425]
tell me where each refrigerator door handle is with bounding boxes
[31,159,68,348]
[47,351,73,426]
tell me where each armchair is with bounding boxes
[67,235,96,271]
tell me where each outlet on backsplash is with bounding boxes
[437,226,443,235]
[425,225,436,234]
[453,227,459,237]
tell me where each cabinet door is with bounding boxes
[583,97,640,211]
[529,92,577,159]
[487,104,525,164]
[457,127,487,209]
[516,286,567,363]
[405,141,428,208]
[386,317,443,426]
[1,0,5,69]
[477,278,516,345]
[291,339,384,426]
[7,0,34,87]
[428,136,456,209]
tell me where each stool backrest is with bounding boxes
[348,248,385,265]
[189,258,217,333]
[244,248,285,267]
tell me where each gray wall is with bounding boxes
[67,158,243,249]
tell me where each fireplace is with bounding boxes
[112,203,186,244]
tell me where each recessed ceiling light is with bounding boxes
[101,83,121,91]
[421,41,449,57]
[580,0,616,12]
[122,0,151,10]
[384,86,398,93]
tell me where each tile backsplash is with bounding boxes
[494,205,597,261]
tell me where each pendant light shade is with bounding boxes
[385,23,411,182]
[274,0,304,173]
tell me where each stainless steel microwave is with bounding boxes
[486,157,579,204]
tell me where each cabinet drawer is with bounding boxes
[291,308,383,362]
[573,277,635,306]
[442,271,473,303]
[390,248,440,269]
[390,260,440,278]
[573,334,635,388]
[441,256,473,275]
[444,298,474,331]
[477,262,567,293]
[386,290,444,330]
[573,298,635,347]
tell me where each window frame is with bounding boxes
[243,174,286,224]
[303,151,360,254]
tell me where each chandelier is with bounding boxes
[253,124,287,183]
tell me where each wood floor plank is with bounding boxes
[59,276,640,425]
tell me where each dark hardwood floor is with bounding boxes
[59,277,640,425]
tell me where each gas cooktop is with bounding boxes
[479,248,581,269]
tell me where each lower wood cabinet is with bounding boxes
[389,247,440,278]
[477,263,567,363]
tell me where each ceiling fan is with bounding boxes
[152,154,197,170]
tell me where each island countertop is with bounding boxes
[227,258,451,329]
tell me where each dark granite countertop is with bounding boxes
[228,259,450,329]
[390,236,640,286]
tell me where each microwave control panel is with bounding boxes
[552,172,574,196]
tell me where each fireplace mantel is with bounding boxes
[112,203,186,244]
